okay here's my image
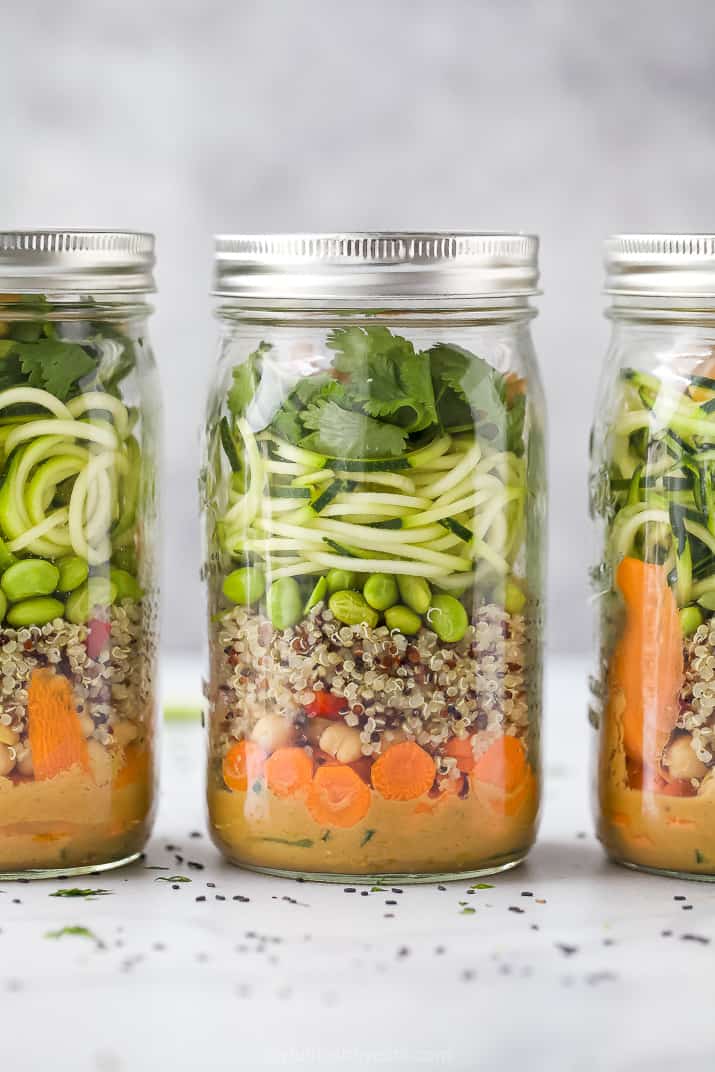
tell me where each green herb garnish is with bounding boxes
[45,925,103,946]
[360,829,376,846]
[50,888,112,899]
[155,875,191,883]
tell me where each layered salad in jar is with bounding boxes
[204,326,541,879]
[0,298,156,875]
[592,354,715,876]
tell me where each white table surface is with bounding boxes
[4,655,715,1072]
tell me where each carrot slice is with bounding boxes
[472,735,527,793]
[371,740,435,801]
[609,557,683,766]
[444,735,476,773]
[265,746,313,799]
[222,740,265,792]
[27,668,90,781]
[306,764,371,827]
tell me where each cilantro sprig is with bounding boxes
[225,328,525,460]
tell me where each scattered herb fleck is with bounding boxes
[360,829,376,847]
[45,925,103,947]
[155,875,191,884]
[258,837,313,849]
[50,888,112,899]
[460,907,476,916]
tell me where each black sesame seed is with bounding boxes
[195,896,206,902]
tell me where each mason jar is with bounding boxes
[203,232,545,882]
[0,231,160,877]
[591,234,715,879]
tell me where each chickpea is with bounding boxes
[251,714,294,753]
[663,734,708,782]
[319,722,363,764]
[698,770,715,799]
[16,745,32,777]
[87,739,112,785]
[0,742,15,776]
[0,725,19,747]
[79,713,95,738]
[112,719,138,748]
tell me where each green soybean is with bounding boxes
[7,597,64,627]
[326,568,360,594]
[0,590,7,623]
[428,594,469,643]
[266,577,303,630]
[112,545,138,574]
[363,573,398,612]
[504,579,526,615]
[397,575,431,615]
[110,568,143,601]
[223,565,266,606]
[1,559,60,603]
[305,575,328,613]
[57,555,89,593]
[384,604,421,635]
[329,590,379,629]
[65,578,118,625]
[681,605,704,637]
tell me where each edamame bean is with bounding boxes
[385,604,421,635]
[7,597,64,627]
[223,565,266,606]
[397,575,431,615]
[326,568,359,594]
[112,546,137,574]
[680,605,704,637]
[305,575,328,613]
[427,594,468,643]
[0,590,7,623]
[57,555,89,593]
[65,578,118,625]
[266,577,303,630]
[504,579,526,615]
[363,573,398,611]
[1,559,60,602]
[329,589,379,629]
[110,568,143,601]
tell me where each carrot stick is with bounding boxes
[609,557,683,766]
[264,746,314,799]
[222,739,265,792]
[371,740,436,801]
[306,764,371,827]
[27,668,90,781]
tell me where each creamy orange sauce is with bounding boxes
[208,774,539,878]
[0,747,155,872]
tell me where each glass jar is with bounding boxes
[203,232,545,882]
[0,231,160,877]
[591,234,715,879]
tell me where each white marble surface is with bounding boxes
[3,655,715,1072]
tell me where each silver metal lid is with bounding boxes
[213,232,539,302]
[605,234,715,298]
[0,231,155,293]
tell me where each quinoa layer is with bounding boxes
[209,600,534,782]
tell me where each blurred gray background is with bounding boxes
[3,0,715,656]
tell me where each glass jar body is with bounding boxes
[590,309,715,878]
[203,304,545,881]
[0,295,160,877]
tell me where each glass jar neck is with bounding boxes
[215,296,538,329]
[607,293,715,326]
[0,293,152,323]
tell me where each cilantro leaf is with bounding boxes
[50,888,112,899]
[15,339,97,400]
[429,343,525,453]
[300,399,407,458]
[271,405,303,444]
[328,327,437,432]
[227,342,271,418]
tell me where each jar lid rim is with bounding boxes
[0,231,156,294]
[212,232,540,300]
[605,234,715,298]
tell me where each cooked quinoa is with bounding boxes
[210,600,531,778]
[679,617,715,767]
[0,597,156,756]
